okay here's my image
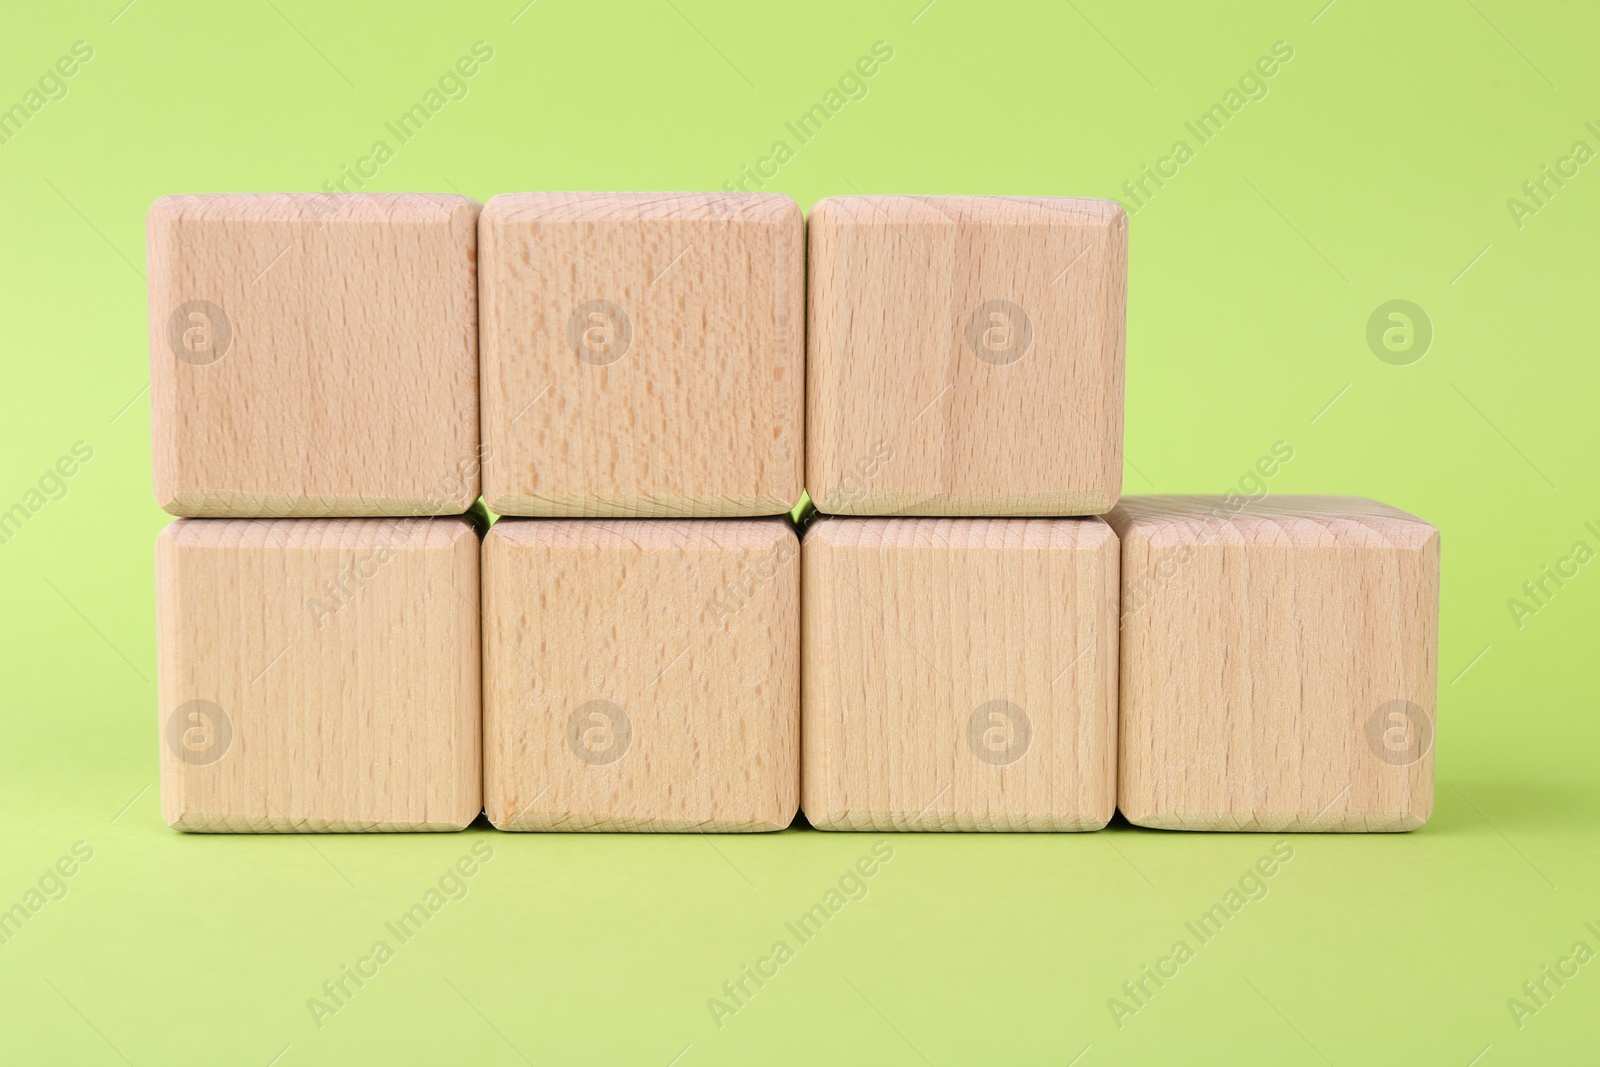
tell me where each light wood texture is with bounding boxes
[480,192,804,517]
[1106,495,1440,832]
[802,517,1119,830]
[482,518,799,830]
[156,517,481,831]
[148,193,481,517]
[806,195,1126,516]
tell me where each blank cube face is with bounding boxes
[802,518,1119,831]
[1108,496,1440,832]
[156,518,481,832]
[148,194,481,517]
[807,196,1126,516]
[480,192,804,517]
[482,519,799,831]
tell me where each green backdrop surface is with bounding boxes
[1,1,1596,1062]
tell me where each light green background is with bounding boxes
[2,1,1596,1062]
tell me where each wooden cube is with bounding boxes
[1107,496,1440,832]
[148,193,481,517]
[806,195,1126,516]
[480,192,804,517]
[802,517,1119,831]
[156,517,481,832]
[482,518,799,830]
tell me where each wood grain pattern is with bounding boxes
[1106,495,1439,832]
[480,192,804,517]
[148,193,481,517]
[806,195,1126,516]
[802,517,1119,830]
[156,517,481,831]
[482,518,799,830]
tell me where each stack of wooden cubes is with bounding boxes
[151,194,485,831]
[802,196,1127,831]
[477,193,805,831]
[151,191,1438,834]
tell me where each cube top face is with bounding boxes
[479,192,804,518]
[1110,494,1438,550]
[482,517,799,831]
[156,517,482,832]
[1106,495,1440,832]
[148,193,481,518]
[802,517,1119,831]
[806,195,1127,516]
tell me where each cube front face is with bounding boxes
[148,193,482,518]
[806,195,1127,517]
[156,518,482,832]
[802,518,1119,831]
[1110,496,1440,832]
[482,518,799,831]
[480,192,804,518]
